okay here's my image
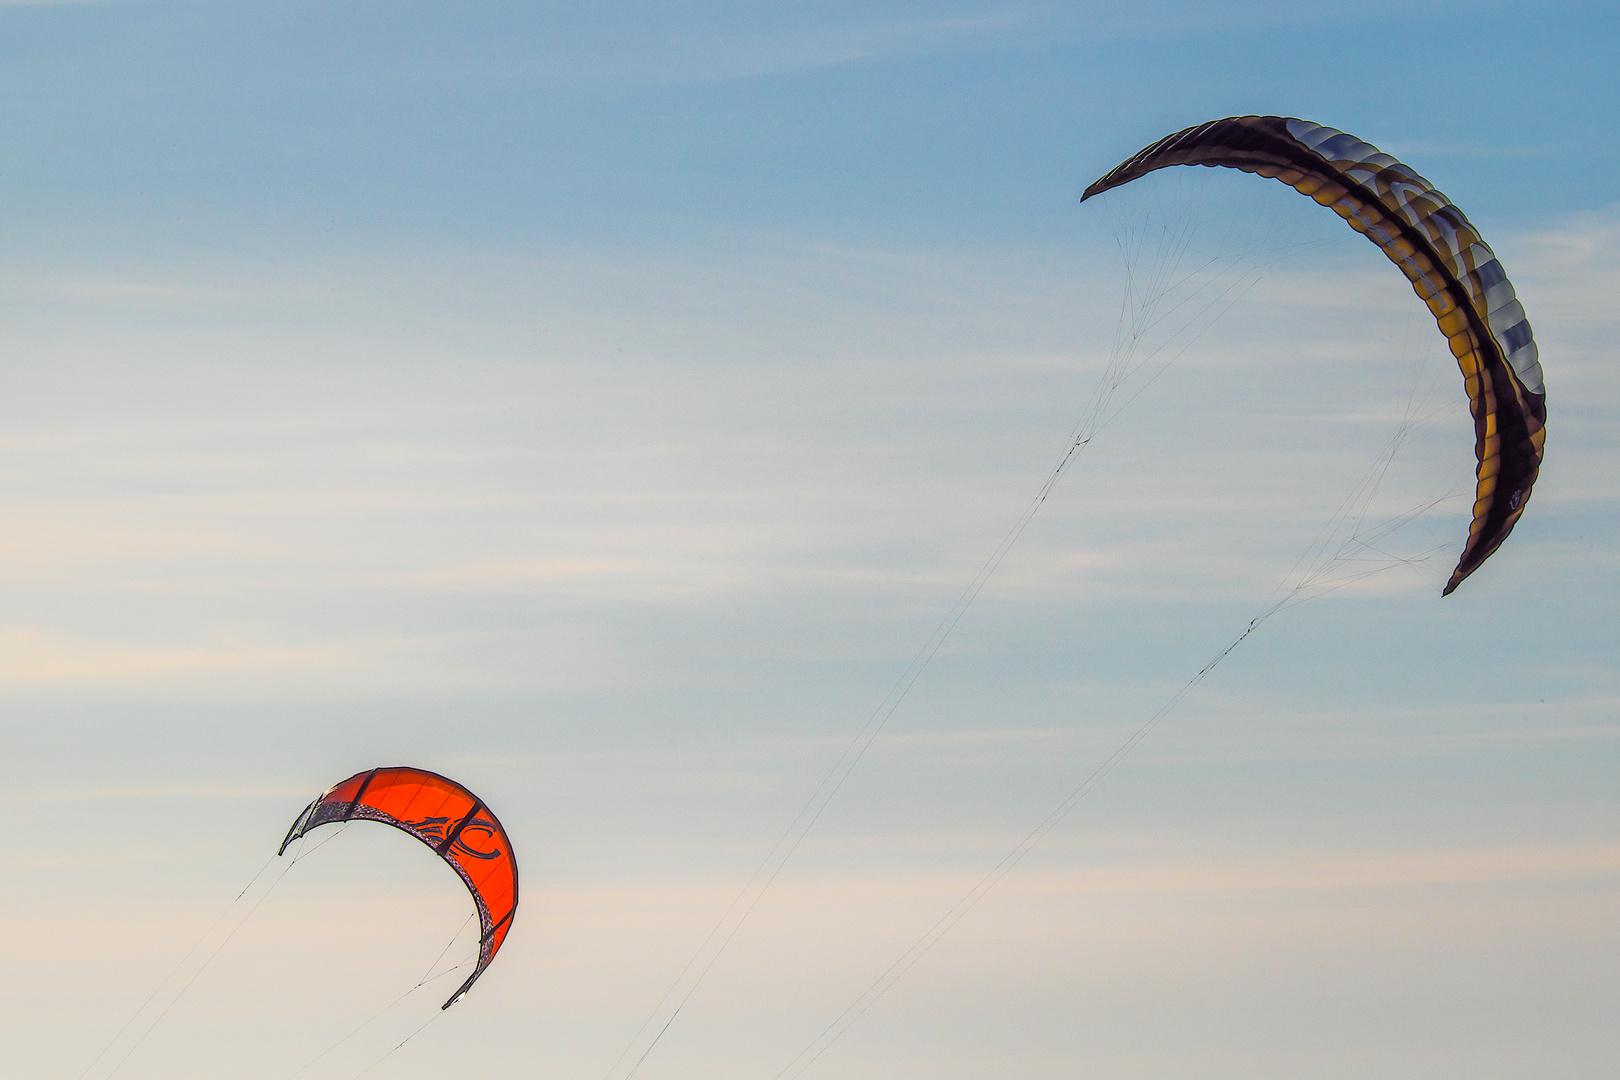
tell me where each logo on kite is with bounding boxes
[403,813,454,843]
[449,820,503,860]
[401,812,504,859]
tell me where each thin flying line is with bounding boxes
[349,1008,445,1080]
[284,959,474,1080]
[74,853,279,1080]
[769,407,1460,1080]
[103,857,299,1079]
[614,178,1349,1080]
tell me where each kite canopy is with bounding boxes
[1082,115,1546,594]
[279,767,519,1009]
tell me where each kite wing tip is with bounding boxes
[442,969,481,1010]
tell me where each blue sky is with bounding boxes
[2,3,1617,1079]
[4,0,1616,256]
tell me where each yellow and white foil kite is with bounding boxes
[1083,116,1546,594]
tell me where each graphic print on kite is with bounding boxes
[1082,116,1546,594]
[279,767,519,1008]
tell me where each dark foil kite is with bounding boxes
[1082,115,1546,594]
[280,767,519,1008]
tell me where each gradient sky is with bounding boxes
[3,3,1617,1079]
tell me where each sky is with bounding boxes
[2,2,1617,1078]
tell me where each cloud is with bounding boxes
[0,208,1612,705]
[0,628,351,685]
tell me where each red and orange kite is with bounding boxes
[280,767,519,1008]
